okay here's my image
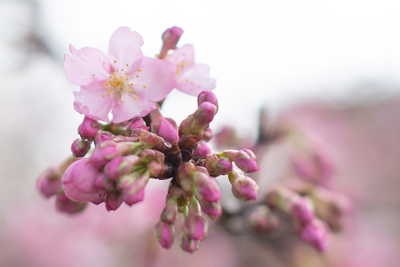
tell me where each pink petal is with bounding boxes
[64,45,111,86]
[111,93,156,123]
[165,44,195,65]
[108,27,144,74]
[177,63,216,95]
[62,159,103,203]
[73,84,115,123]
[132,57,176,102]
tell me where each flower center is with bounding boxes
[98,63,146,103]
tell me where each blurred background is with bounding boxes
[1,0,400,266]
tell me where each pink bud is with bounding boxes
[55,192,88,214]
[37,168,62,198]
[200,201,222,219]
[234,149,259,173]
[182,213,209,240]
[176,162,196,193]
[161,197,178,224]
[191,102,217,133]
[154,221,175,249]
[159,26,184,59]
[151,117,179,144]
[289,195,315,224]
[197,91,219,113]
[71,139,91,157]
[105,191,123,211]
[94,131,114,145]
[119,173,149,206]
[191,172,221,202]
[126,118,149,134]
[205,154,233,176]
[62,158,103,204]
[193,141,211,160]
[229,171,259,201]
[180,233,200,254]
[90,140,139,170]
[245,206,279,233]
[94,173,115,191]
[78,116,102,140]
[299,219,329,252]
[104,155,140,180]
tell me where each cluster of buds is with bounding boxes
[38,90,260,253]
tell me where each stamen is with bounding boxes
[143,85,146,89]
[136,75,139,78]
[185,79,189,82]
[134,96,138,100]
[121,69,124,71]
[114,60,117,63]
[126,64,128,66]
[92,74,95,76]
[102,95,105,97]
[138,68,142,72]
[121,100,123,103]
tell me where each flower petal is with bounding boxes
[132,57,176,102]
[165,44,195,66]
[62,158,103,203]
[64,45,111,86]
[111,93,156,123]
[73,84,115,122]
[108,27,144,74]
[176,63,216,96]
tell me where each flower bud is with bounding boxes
[37,168,62,198]
[228,171,259,201]
[182,213,209,240]
[180,233,200,254]
[104,155,140,180]
[205,154,233,176]
[119,173,149,206]
[154,221,175,249]
[245,205,279,233]
[197,91,219,113]
[299,219,329,252]
[234,149,259,173]
[62,158,103,204]
[71,139,91,157]
[191,102,217,133]
[152,118,179,144]
[161,197,179,224]
[55,192,88,214]
[191,172,221,203]
[78,116,102,140]
[159,26,184,59]
[289,195,315,224]
[93,131,114,145]
[94,173,115,191]
[176,162,196,193]
[105,191,123,211]
[193,141,211,160]
[126,118,149,135]
[200,201,222,219]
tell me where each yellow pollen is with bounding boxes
[106,83,109,86]
[134,96,138,100]
[107,92,110,95]
[131,83,133,86]
[109,76,112,78]
[143,85,146,89]
[129,89,132,92]
[121,69,124,71]
[136,75,139,78]
[126,64,128,66]
[185,79,189,82]
[102,95,105,97]
[103,62,105,64]
[112,73,115,75]
[122,89,125,91]
[125,73,128,75]
[126,78,128,81]
[121,100,123,103]
[92,74,95,76]
[114,60,117,63]
[138,68,142,72]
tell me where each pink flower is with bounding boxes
[165,44,216,96]
[64,27,176,123]
[62,158,104,204]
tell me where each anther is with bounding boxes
[138,68,142,72]
[126,64,128,66]
[143,85,146,89]
[121,100,123,103]
[185,79,189,82]
[93,74,95,76]
[121,69,124,71]
[114,60,117,63]
[106,83,109,86]
[102,95,105,97]
[136,75,139,78]
[134,96,138,100]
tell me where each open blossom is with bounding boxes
[64,27,176,123]
[165,44,216,96]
